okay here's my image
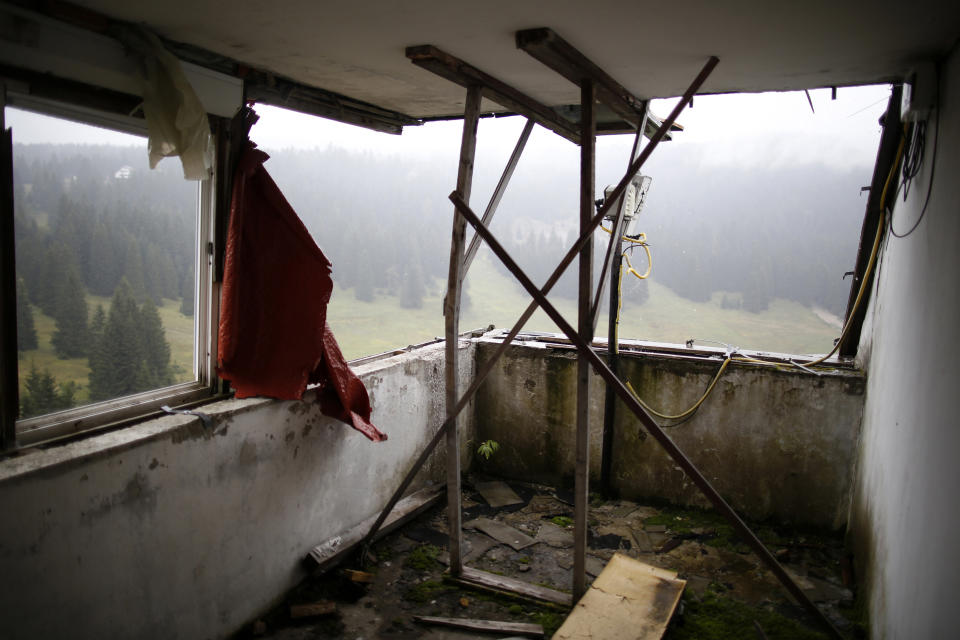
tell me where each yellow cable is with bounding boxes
[623,246,652,279]
[790,125,905,368]
[627,357,731,420]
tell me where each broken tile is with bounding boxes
[535,522,574,548]
[475,481,524,508]
[645,524,667,533]
[524,494,571,514]
[462,536,498,565]
[465,517,536,550]
[557,552,574,570]
[631,529,654,553]
[585,555,607,577]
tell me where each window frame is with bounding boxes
[2,92,221,449]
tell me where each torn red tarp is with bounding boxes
[218,141,386,442]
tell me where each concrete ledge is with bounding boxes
[0,340,476,640]
[474,340,864,529]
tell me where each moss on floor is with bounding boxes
[668,584,829,640]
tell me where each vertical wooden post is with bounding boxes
[0,85,18,452]
[573,79,596,600]
[445,84,482,575]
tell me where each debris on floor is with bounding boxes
[475,480,525,508]
[243,478,862,639]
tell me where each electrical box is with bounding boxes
[603,175,652,236]
[901,61,937,122]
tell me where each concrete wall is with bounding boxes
[848,46,960,639]
[0,340,476,640]
[474,341,864,529]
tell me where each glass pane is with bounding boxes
[9,107,199,420]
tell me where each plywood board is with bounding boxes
[554,554,686,640]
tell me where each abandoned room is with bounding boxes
[0,1,958,638]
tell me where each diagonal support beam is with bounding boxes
[591,107,647,332]
[461,118,534,279]
[449,191,842,640]
[406,45,580,144]
[360,55,718,557]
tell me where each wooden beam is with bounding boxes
[449,566,573,607]
[591,111,646,332]
[414,616,544,638]
[517,28,647,133]
[307,486,444,571]
[444,84,482,576]
[406,45,580,144]
[573,78,596,602]
[461,118,534,280]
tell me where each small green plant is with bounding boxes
[551,515,574,528]
[477,439,500,460]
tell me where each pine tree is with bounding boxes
[20,363,76,418]
[140,297,172,387]
[121,235,146,301]
[400,258,426,309]
[179,267,194,316]
[51,264,89,358]
[88,280,147,401]
[16,278,38,351]
[88,280,174,401]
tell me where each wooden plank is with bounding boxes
[444,84,482,576]
[516,28,647,134]
[414,616,544,637]
[406,45,580,144]
[573,79,596,602]
[461,118,534,279]
[451,566,573,607]
[554,554,685,640]
[307,485,444,571]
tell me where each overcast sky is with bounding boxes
[5,84,890,174]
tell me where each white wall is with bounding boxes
[849,45,960,639]
[0,341,475,640]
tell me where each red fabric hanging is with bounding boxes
[218,141,386,442]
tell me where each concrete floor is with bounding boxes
[242,478,858,639]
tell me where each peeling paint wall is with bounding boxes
[848,46,960,640]
[474,342,864,529]
[0,341,475,640]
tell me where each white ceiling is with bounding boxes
[72,0,958,118]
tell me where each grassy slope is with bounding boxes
[328,255,839,361]
[19,255,839,404]
[18,295,194,404]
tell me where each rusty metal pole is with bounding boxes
[444,84,482,576]
[600,110,647,495]
[449,191,842,640]
[573,79,596,601]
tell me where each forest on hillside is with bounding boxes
[14,144,196,417]
[13,136,871,418]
